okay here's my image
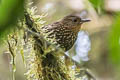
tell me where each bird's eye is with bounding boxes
[73,19,77,22]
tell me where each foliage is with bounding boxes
[89,0,104,14]
[109,13,120,66]
[0,0,24,44]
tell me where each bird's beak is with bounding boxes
[81,19,91,23]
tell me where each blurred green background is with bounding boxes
[0,0,120,80]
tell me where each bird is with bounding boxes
[40,14,90,51]
[24,11,90,51]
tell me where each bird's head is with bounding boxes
[61,14,90,33]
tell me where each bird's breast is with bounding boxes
[55,29,77,51]
[41,25,77,51]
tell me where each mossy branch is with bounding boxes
[23,9,73,80]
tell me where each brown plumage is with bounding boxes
[40,14,90,51]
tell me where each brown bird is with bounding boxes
[40,14,90,51]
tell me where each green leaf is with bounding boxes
[109,13,120,65]
[89,0,104,14]
[0,0,24,44]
